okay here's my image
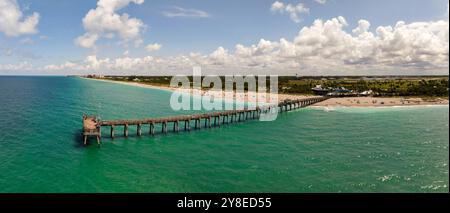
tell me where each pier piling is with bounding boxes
[124,124,129,137]
[137,124,142,136]
[111,125,115,139]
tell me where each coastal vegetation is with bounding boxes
[278,76,449,97]
[85,75,449,98]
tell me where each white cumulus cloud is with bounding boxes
[0,0,39,37]
[146,43,162,52]
[271,1,309,23]
[75,0,146,48]
[270,1,285,11]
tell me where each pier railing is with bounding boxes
[82,97,328,145]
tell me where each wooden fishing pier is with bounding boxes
[82,97,328,145]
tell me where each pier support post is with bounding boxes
[185,120,191,131]
[111,125,115,139]
[174,121,179,133]
[124,124,129,137]
[162,122,168,134]
[217,116,220,127]
[151,123,155,135]
[137,124,142,136]
[150,123,155,136]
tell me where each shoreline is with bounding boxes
[81,77,449,108]
[310,104,449,110]
[82,77,176,92]
[82,77,318,104]
[312,97,448,108]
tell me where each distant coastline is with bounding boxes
[80,76,449,108]
[81,76,317,104]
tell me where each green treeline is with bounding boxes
[94,76,449,97]
[278,77,449,97]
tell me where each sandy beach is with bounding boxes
[313,97,449,107]
[84,78,449,107]
[84,77,316,103]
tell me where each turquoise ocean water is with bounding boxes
[0,76,448,192]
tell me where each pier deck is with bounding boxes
[82,97,328,145]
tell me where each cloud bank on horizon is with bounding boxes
[0,0,448,75]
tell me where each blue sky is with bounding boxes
[0,0,448,75]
